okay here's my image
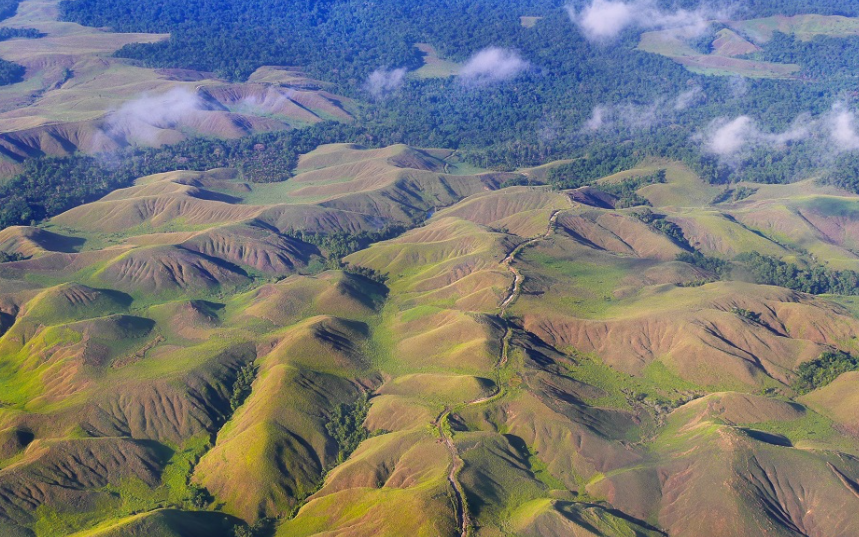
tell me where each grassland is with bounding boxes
[1,146,859,536]
[638,14,859,78]
[0,0,354,170]
[412,43,460,80]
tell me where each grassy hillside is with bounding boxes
[4,143,859,536]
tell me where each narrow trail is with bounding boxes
[436,208,566,536]
[498,210,562,313]
[497,209,563,366]
[435,409,471,537]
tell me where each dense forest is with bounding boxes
[0,27,40,40]
[0,122,365,228]
[793,350,859,394]
[0,0,32,85]
[0,0,843,228]
[735,252,859,295]
[679,249,859,295]
[0,57,23,85]
[0,0,20,21]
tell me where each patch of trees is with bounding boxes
[712,185,758,204]
[762,31,859,80]
[232,520,274,537]
[0,58,24,86]
[341,264,388,285]
[0,121,369,229]
[0,27,41,40]
[229,363,257,412]
[730,307,763,324]
[325,393,371,464]
[0,0,19,21]
[635,209,690,249]
[597,170,666,208]
[735,252,859,295]
[676,251,732,278]
[677,250,859,296]
[286,224,408,261]
[793,350,859,394]
[0,252,26,263]
[820,154,859,195]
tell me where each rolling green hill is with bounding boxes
[0,144,856,535]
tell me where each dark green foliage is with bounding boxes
[287,224,408,260]
[229,363,257,412]
[59,0,458,81]
[820,155,859,195]
[735,252,859,295]
[676,251,732,278]
[687,26,717,55]
[187,484,213,509]
[499,175,534,189]
[762,31,859,80]
[712,185,758,204]
[326,393,371,464]
[0,0,19,21]
[635,209,689,249]
[342,264,388,285]
[613,192,650,209]
[545,163,592,190]
[0,121,366,229]
[730,307,762,324]
[793,350,859,394]
[0,27,42,40]
[233,518,274,537]
[545,154,641,191]
[596,170,666,208]
[0,58,24,86]
[0,2,27,85]
[0,252,27,263]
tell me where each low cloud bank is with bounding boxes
[104,88,207,145]
[459,47,529,85]
[365,67,408,99]
[583,86,705,132]
[567,0,725,41]
[703,104,859,158]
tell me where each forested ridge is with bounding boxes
[52,0,859,182]
[4,0,859,228]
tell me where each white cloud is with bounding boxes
[567,0,722,41]
[459,47,529,85]
[828,104,859,151]
[365,67,408,99]
[706,116,754,155]
[704,115,811,157]
[585,106,607,131]
[701,104,859,160]
[728,76,747,98]
[583,88,705,132]
[105,88,207,145]
[236,87,297,115]
[674,86,703,110]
